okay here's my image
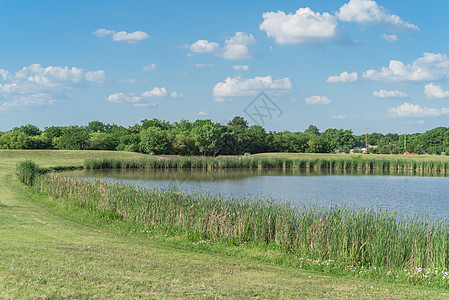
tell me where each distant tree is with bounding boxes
[0,131,31,149]
[140,126,171,154]
[304,125,320,136]
[19,124,41,136]
[227,116,248,128]
[305,136,329,153]
[56,126,90,150]
[116,134,141,152]
[141,118,171,130]
[190,121,223,156]
[244,125,268,154]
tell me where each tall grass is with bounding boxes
[84,156,449,174]
[16,160,39,186]
[37,172,449,271]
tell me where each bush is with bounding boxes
[16,160,39,186]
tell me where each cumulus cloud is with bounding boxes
[107,87,182,105]
[189,32,255,60]
[363,53,449,82]
[94,28,149,43]
[373,89,408,98]
[331,115,347,119]
[107,92,142,103]
[212,75,292,101]
[189,40,220,53]
[233,65,249,71]
[85,70,106,83]
[381,33,398,42]
[305,95,332,105]
[0,69,9,80]
[222,32,255,60]
[0,64,105,110]
[143,64,156,71]
[141,87,169,98]
[326,71,358,83]
[388,102,449,118]
[198,111,209,116]
[424,83,449,99]
[259,7,344,45]
[337,0,419,31]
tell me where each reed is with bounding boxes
[36,172,449,272]
[84,155,449,175]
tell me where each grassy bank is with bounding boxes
[2,150,449,298]
[84,153,449,174]
[28,159,449,289]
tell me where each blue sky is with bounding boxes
[1,0,449,134]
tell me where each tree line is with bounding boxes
[1,116,449,155]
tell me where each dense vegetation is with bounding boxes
[2,117,449,155]
[17,159,449,288]
[85,155,449,174]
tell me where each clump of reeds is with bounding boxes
[16,160,39,186]
[84,156,449,174]
[37,173,449,271]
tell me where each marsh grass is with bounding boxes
[85,155,449,174]
[37,172,449,274]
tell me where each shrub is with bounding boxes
[16,160,39,186]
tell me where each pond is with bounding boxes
[67,168,449,219]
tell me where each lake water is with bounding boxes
[67,169,449,219]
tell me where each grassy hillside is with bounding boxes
[1,150,448,298]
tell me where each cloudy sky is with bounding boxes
[1,0,448,133]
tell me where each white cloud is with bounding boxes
[233,65,249,71]
[0,64,105,110]
[337,0,419,31]
[189,32,255,60]
[94,28,149,43]
[143,64,156,71]
[169,91,182,98]
[198,111,209,116]
[94,28,115,37]
[363,53,449,82]
[381,33,398,42]
[331,115,347,119]
[326,71,358,83]
[112,31,149,42]
[424,83,449,99]
[14,64,85,86]
[373,89,408,98]
[134,103,157,108]
[222,32,255,60]
[117,79,145,85]
[189,40,220,53]
[388,102,449,118]
[305,95,332,105]
[107,92,141,103]
[141,87,168,98]
[0,69,9,80]
[107,87,182,104]
[85,70,106,83]
[260,7,341,45]
[195,63,213,68]
[212,75,292,100]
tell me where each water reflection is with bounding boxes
[66,168,449,219]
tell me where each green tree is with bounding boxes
[56,126,90,150]
[140,126,171,154]
[190,121,223,156]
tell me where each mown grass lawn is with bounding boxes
[1,150,448,298]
